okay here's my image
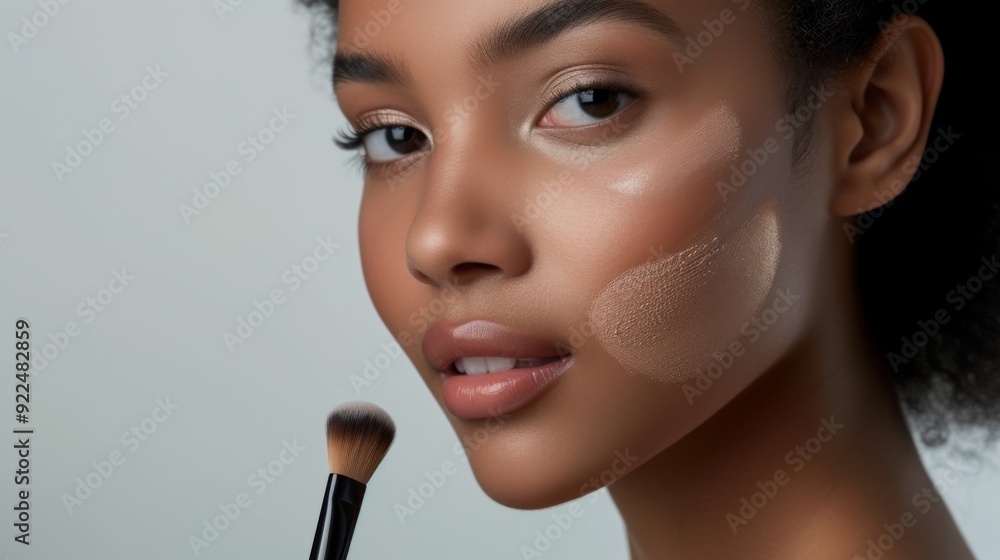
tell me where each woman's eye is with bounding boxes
[540,88,635,128]
[363,125,429,161]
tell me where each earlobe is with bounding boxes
[829,15,945,217]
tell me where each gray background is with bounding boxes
[0,1,997,558]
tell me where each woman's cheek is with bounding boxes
[358,192,419,341]
[574,102,787,385]
[588,203,781,384]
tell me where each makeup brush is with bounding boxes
[309,401,396,560]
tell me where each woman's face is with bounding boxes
[335,0,833,508]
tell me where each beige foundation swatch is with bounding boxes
[588,206,780,384]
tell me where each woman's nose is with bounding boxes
[404,147,533,288]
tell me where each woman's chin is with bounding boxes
[460,439,636,510]
[469,459,595,510]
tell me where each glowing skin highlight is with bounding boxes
[607,100,742,196]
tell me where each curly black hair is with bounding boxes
[294,0,1000,450]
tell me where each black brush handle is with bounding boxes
[308,473,367,560]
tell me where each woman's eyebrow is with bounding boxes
[468,0,683,71]
[332,0,683,89]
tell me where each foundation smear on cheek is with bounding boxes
[588,207,780,385]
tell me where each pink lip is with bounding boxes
[422,320,573,420]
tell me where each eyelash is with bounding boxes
[333,116,411,177]
[333,77,642,176]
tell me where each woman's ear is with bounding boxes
[827,14,945,216]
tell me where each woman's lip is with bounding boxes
[441,355,574,420]
[422,319,573,419]
[421,319,569,374]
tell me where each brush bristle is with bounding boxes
[326,401,396,484]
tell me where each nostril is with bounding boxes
[451,262,503,283]
[453,262,497,274]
